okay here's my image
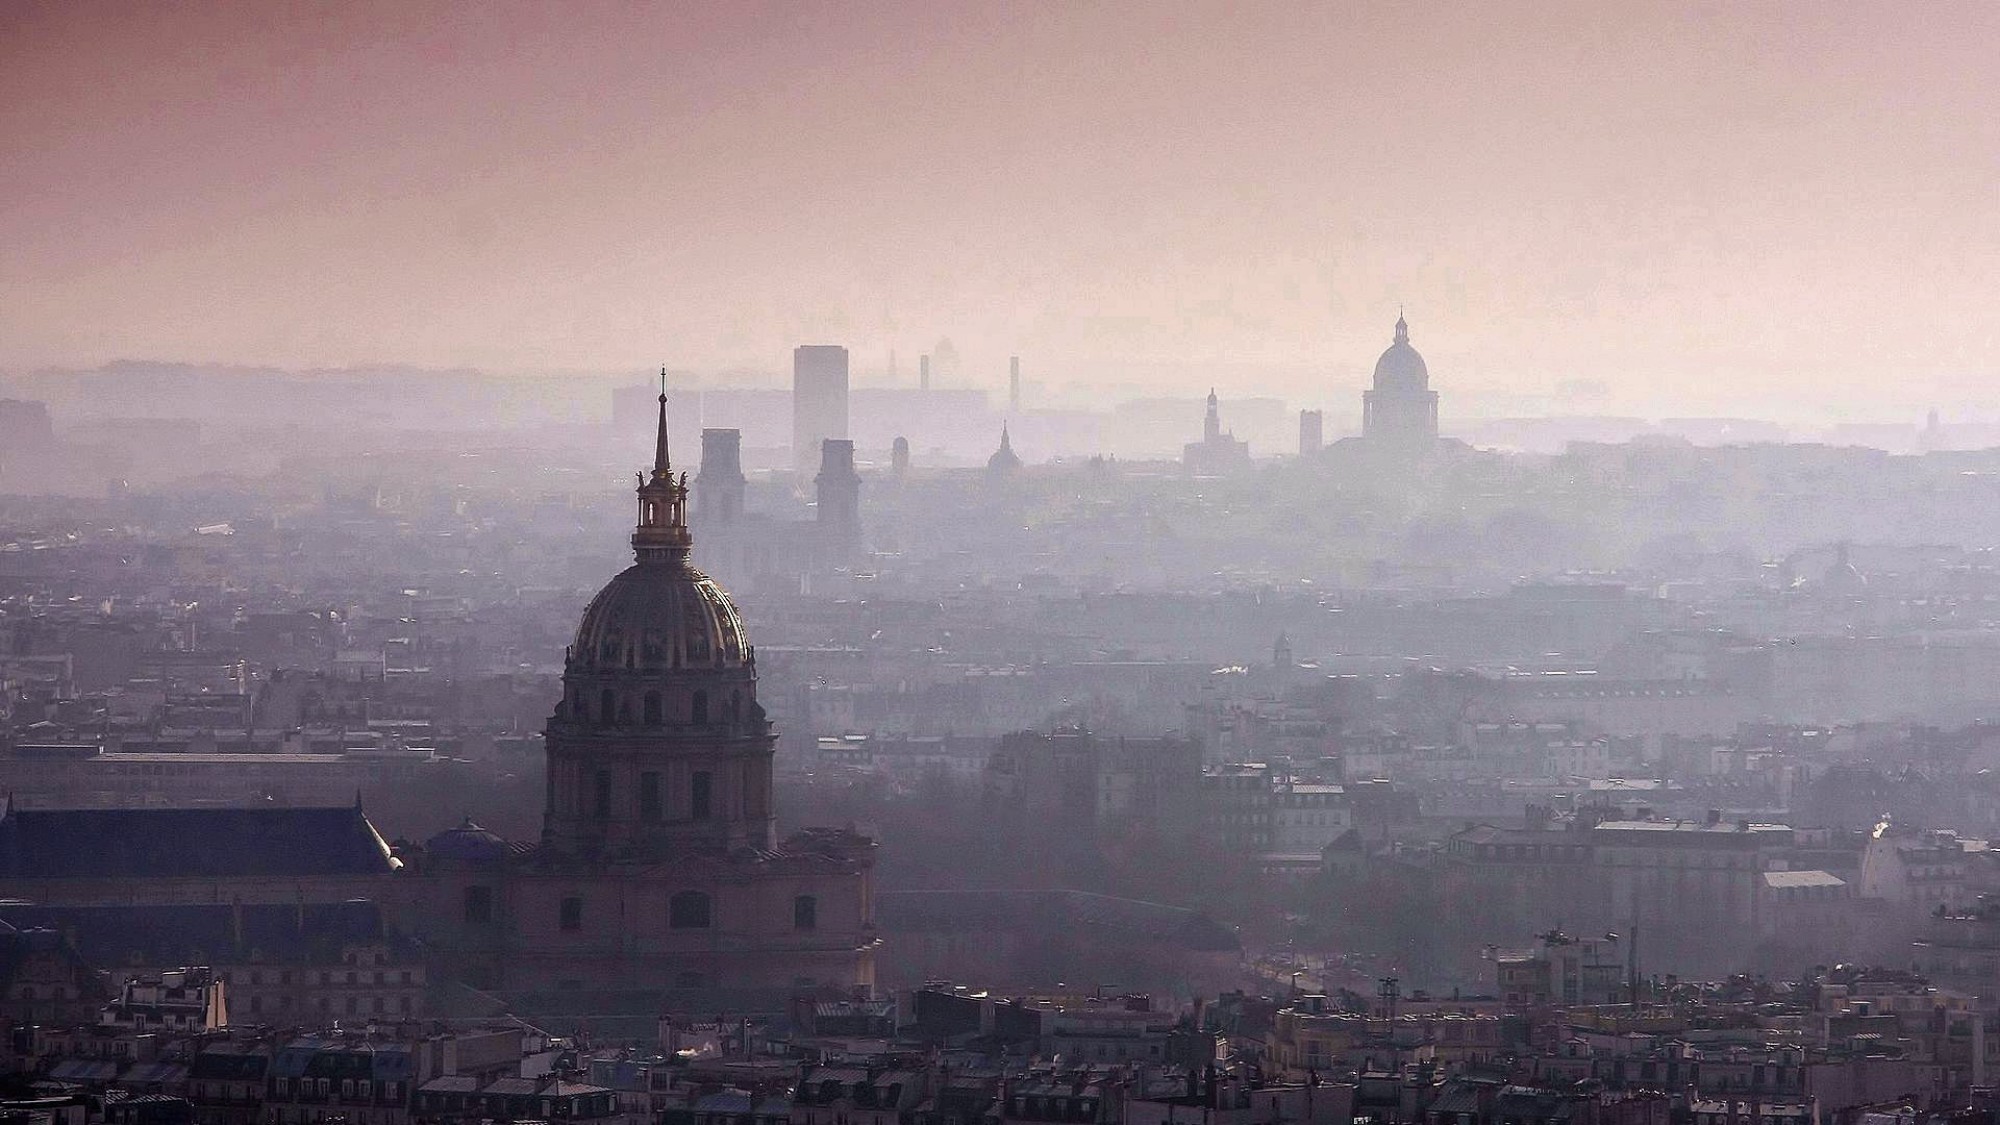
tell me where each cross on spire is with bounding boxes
[653,367,671,480]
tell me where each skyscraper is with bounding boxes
[1299,409,1324,456]
[815,438,861,553]
[695,428,746,527]
[792,344,849,475]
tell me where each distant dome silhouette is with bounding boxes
[1372,313,1429,392]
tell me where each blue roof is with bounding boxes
[0,901,403,967]
[0,805,398,879]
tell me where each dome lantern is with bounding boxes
[632,370,693,564]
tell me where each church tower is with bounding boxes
[544,381,775,857]
[987,424,1022,475]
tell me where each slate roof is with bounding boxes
[118,1062,189,1087]
[188,1047,270,1083]
[50,1059,122,1082]
[0,805,399,879]
[0,901,403,966]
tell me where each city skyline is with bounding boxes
[5,2,2000,420]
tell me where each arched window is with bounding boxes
[690,690,709,725]
[793,894,817,931]
[643,692,662,726]
[593,771,612,819]
[598,689,616,727]
[729,690,742,720]
[669,891,712,929]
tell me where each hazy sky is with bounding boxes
[4,2,1998,417]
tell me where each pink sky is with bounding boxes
[4,1,1998,417]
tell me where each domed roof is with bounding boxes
[571,560,750,673]
[426,817,508,861]
[1372,313,1429,391]
[564,377,753,675]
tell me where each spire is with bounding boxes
[652,368,671,480]
[633,367,692,563]
[988,423,1022,473]
[1394,309,1409,345]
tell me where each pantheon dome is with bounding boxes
[1362,312,1440,444]
[1372,313,1429,392]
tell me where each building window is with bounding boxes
[560,896,583,932]
[640,772,662,822]
[669,891,712,929]
[691,771,712,821]
[794,894,817,931]
[691,690,709,724]
[599,688,616,726]
[594,770,612,819]
[643,692,662,726]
